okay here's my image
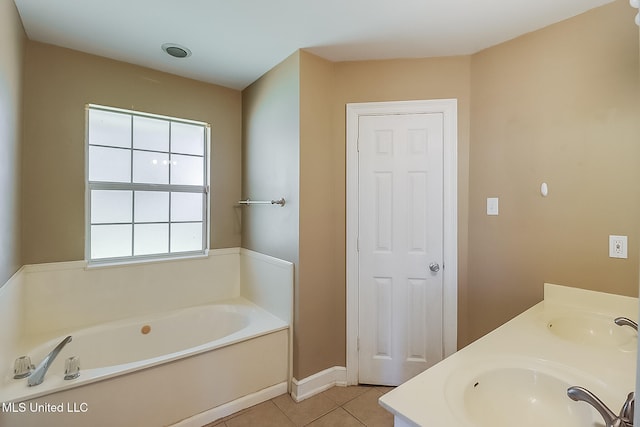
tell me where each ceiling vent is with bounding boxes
[161,43,192,58]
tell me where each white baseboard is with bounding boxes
[291,366,347,402]
[171,382,288,427]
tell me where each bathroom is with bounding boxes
[0,0,639,426]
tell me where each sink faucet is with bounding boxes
[621,392,635,423]
[27,336,72,387]
[567,386,634,427]
[615,317,638,331]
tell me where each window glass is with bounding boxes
[91,224,132,259]
[88,109,131,148]
[133,151,169,184]
[171,192,203,222]
[88,146,131,183]
[134,191,169,223]
[86,105,208,263]
[133,116,170,152]
[134,224,169,256]
[170,154,203,186]
[91,190,132,224]
[170,223,203,253]
[171,122,204,155]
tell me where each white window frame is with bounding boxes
[85,104,211,265]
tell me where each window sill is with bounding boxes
[85,250,210,270]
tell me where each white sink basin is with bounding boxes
[546,314,636,348]
[461,367,602,427]
[444,357,614,427]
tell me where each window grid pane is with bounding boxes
[133,116,170,152]
[171,122,205,155]
[170,154,204,186]
[91,224,133,259]
[91,190,132,224]
[133,150,169,184]
[134,191,169,223]
[171,192,204,222]
[170,222,204,253]
[88,109,132,148]
[88,146,131,183]
[87,105,208,263]
[134,223,169,256]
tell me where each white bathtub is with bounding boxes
[0,297,289,427]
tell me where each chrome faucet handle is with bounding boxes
[13,356,35,379]
[567,386,633,427]
[620,392,634,424]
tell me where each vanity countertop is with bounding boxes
[378,283,638,427]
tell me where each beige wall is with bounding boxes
[468,0,640,342]
[241,52,302,375]
[241,51,300,263]
[0,0,25,285]
[243,51,347,379]
[298,51,345,378]
[21,42,242,264]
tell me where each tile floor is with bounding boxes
[203,386,395,427]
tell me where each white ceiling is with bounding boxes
[13,0,615,90]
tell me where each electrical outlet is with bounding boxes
[609,235,628,259]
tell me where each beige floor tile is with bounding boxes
[307,407,365,427]
[321,386,372,406]
[373,386,395,396]
[272,392,337,426]
[220,406,252,422]
[225,401,295,427]
[343,388,394,427]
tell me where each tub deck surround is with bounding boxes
[0,248,294,427]
[21,248,242,338]
[1,297,287,404]
[378,284,638,427]
[0,330,289,427]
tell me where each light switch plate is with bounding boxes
[609,235,628,259]
[487,198,499,216]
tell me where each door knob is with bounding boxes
[429,262,440,273]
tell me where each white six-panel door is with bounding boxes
[357,113,445,386]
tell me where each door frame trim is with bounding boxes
[346,99,458,385]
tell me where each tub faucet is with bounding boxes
[567,386,634,427]
[615,317,638,331]
[27,336,72,387]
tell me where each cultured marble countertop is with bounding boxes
[379,283,638,427]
